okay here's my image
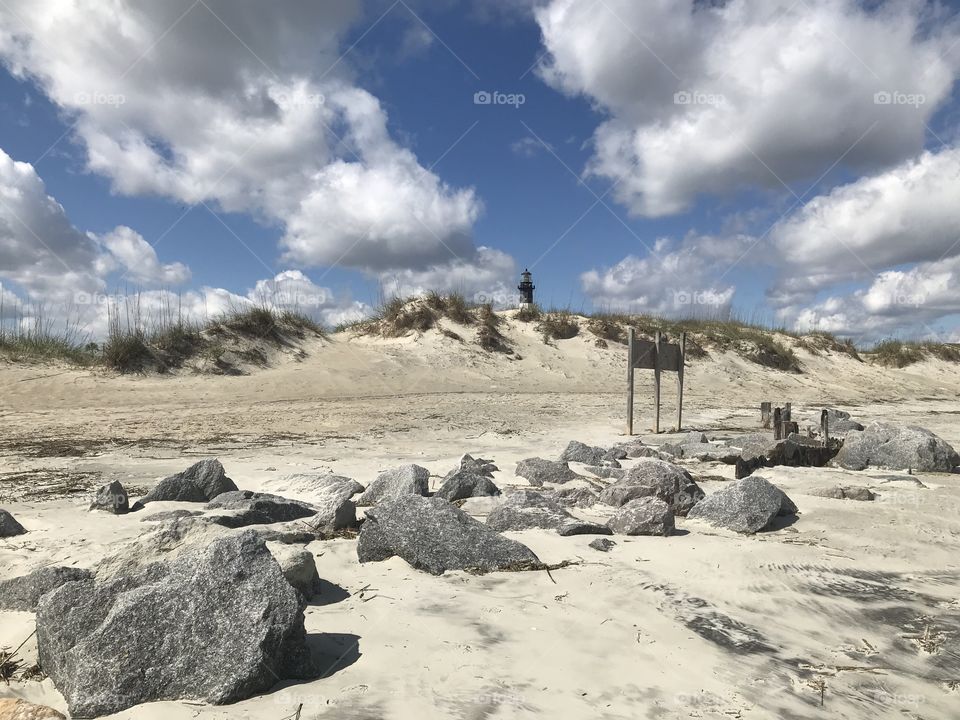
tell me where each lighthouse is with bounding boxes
[518,269,535,309]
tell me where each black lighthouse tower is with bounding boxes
[518,269,535,308]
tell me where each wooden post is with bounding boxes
[783,403,792,423]
[773,407,782,440]
[653,330,662,433]
[626,328,635,436]
[676,332,686,431]
[760,402,772,428]
[820,409,829,448]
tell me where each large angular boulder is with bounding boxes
[132,459,237,510]
[584,465,626,480]
[261,473,364,505]
[557,519,613,536]
[300,494,357,533]
[834,422,960,472]
[443,453,498,480]
[36,531,315,717]
[356,464,430,506]
[555,485,599,508]
[205,490,317,528]
[598,459,704,515]
[807,485,875,501]
[607,497,674,536]
[515,457,580,486]
[559,441,608,466]
[267,542,321,599]
[0,566,93,611]
[687,476,796,534]
[486,490,572,531]
[357,495,539,575]
[96,517,227,579]
[89,480,129,514]
[0,509,26,537]
[434,471,501,502]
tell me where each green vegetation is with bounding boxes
[536,311,580,342]
[0,297,323,374]
[867,339,960,368]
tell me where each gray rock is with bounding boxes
[140,509,202,522]
[0,566,93,611]
[555,485,599,508]
[443,454,498,480]
[356,464,430,505]
[97,517,228,579]
[815,409,865,434]
[661,441,741,463]
[607,497,675,536]
[603,447,628,461]
[132,459,237,509]
[486,490,573,531]
[588,538,616,552]
[357,495,540,575]
[584,465,626,480]
[262,473,364,505]
[300,494,357,532]
[834,422,960,472]
[267,542,321,599]
[765,434,838,467]
[598,459,704,515]
[557,519,613,536]
[36,531,314,717]
[687,476,797,534]
[205,490,317,528]
[559,440,608,466]
[89,480,129,514]
[515,457,581,486]
[807,485,875,501]
[434,471,501,502]
[0,509,26,537]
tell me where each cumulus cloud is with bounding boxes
[378,247,518,307]
[788,255,960,340]
[97,226,191,286]
[769,145,960,306]
[0,148,105,301]
[535,0,960,216]
[579,234,759,315]
[0,0,488,274]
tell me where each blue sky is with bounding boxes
[1,0,960,340]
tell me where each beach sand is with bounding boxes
[1,323,959,719]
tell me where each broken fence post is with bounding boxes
[760,402,772,428]
[820,409,829,448]
[773,407,783,440]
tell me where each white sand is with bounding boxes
[1,323,959,718]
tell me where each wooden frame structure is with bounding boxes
[626,329,686,435]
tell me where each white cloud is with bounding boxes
[97,226,191,286]
[788,255,960,340]
[579,234,756,315]
[0,0,488,275]
[0,147,108,303]
[535,0,960,216]
[378,246,518,307]
[770,144,960,306]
